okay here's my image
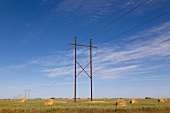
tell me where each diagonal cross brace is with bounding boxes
[76,61,91,78]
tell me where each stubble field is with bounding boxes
[0,98,170,113]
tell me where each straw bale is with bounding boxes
[19,98,26,103]
[158,98,165,103]
[44,99,54,105]
[130,99,137,104]
[116,99,126,106]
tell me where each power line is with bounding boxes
[66,0,153,55]
[35,46,88,89]
[76,11,170,60]
[37,9,162,90]
[38,45,93,89]
[34,23,170,90]
[30,0,154,91]
[62,0,152,60]
[77,0,150,44]
[30,1,93,90]
[34,12,169,96]
[93,25,170,60]
[95,10,170,46]
[28,1,90,90]
[43,44,98,89]
[31,48,71,90]
[37,60,74,89]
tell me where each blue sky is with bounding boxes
[0,0,170,99]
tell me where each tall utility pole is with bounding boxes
[90,39,93,101]
[69,37,97,102]
[74,37,77,102]
[24,89,31,99]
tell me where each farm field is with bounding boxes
[0,98,170,113]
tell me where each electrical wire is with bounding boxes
[68,11,170,67]
[31,48,71,90]
[32,0,152,89]
[77,0,151,44]
[30,0,157,91]
[94,25,170,59]
[96,10,170,46]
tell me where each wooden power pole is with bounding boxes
[69,37,97,102]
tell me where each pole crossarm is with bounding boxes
[76,61,91,78]
[68,43,97,48]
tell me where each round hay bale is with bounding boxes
[19,98,26,103]
[116,99,126,106]
[130,99,137,104]
[164,98,167,101]
[44,99,54,105]
[158,98,165,103]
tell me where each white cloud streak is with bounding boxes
[50,0,130,20]
[47,0,167,20]
[41,21,170,80]
[3,21,170,81]
[92,22,170,79]
[43,66,73,78]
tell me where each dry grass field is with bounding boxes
[0,98,170,113]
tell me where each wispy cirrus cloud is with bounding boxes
[42,66,73,78]
[28,55,62,66]
[7,64,27,69]
[44,0,168,20]
[54,0,114,13]
[3,21,170,81]
[131,74,170,81]
[52,0,128,20]
[39,21,170,80]
[91,21,170,79]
